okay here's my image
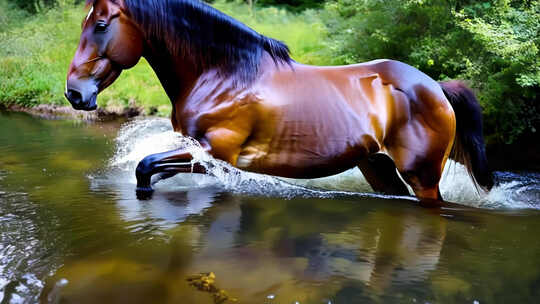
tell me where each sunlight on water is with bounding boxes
[109,118,539,209]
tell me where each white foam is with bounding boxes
[108,118,539,209]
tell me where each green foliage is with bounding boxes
[254,0,322,11]
[454,1,540,143]
[322,0,539,144]
[6,0,59,14]
[0,0,28,30]
[222,0,322,11]
[0,0,328,115]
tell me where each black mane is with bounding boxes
[119,0,292,83]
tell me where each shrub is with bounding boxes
[321,0,539,144]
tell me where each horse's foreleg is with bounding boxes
[357,153,410,196]
[135,148,207,199]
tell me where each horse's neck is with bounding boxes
[144,52,200,106]
[144,50,249,132]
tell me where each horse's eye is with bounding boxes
[95,21,108,33]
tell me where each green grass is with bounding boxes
[0,0,329,115]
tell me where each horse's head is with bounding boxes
[65,0,143,110]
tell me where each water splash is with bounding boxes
[108,118,368,200]
[109,118,540,209]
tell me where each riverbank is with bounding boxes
[0,103,143,121]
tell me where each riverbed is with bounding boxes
[1,110,539,304]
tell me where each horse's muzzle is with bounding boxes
[64,84,98,111]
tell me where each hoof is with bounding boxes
[136,186,154,200]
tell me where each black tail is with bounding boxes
[439,80,494,192]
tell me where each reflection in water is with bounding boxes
[192,197,448,302]
[1,112,540,304]
[41,194,450,304]
[90,169,223,230]
[282,211,446,290]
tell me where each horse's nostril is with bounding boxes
[66,89,83,104]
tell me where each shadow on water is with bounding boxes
[1,112,540,304]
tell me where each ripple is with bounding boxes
[0,191,51,303]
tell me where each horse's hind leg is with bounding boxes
[396,159,446,207]
[357,153,409,196]
[387,127,452,207]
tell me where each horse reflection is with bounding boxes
[190,197,448,299]
[269,204,446,291]
[41,196,448,303]
[89,169,224,229]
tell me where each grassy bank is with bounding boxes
[0,0,329,116]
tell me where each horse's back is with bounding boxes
[260,59,451,140]
[316,59,448,106]
[266,58,448,110]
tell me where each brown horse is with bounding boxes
[65,0,493,204]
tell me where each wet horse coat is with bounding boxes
[65,0,492,204]
[175,59,454,191]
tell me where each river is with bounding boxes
[1,110,539,304]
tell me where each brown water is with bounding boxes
[1,110,540,304]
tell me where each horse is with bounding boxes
[65,0,493,205]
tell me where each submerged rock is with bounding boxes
[186,272,237,304]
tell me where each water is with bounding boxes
[1,111,539,304]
